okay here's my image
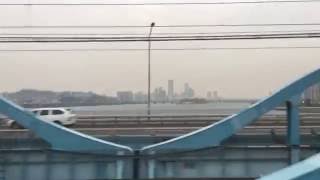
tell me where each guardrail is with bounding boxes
[1,113,320,138]
[2,113,320,129]
[2,125,320,138]
[75,112,320,120]
[73,113,320,127]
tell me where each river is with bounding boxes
[71,102,256,116]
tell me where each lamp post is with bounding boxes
[147,22,155,116]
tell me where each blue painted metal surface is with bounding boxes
[0,68,320,179]
[287,96,301,146]
[287,96,301,164]
[141,68,320,154]
[2,146,316,180]
[0,98,133,155]
[259,153,320,180]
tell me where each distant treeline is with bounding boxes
[2,89,120,107]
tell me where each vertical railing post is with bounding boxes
[45,152,52,180]
[165,161,174,178]
[286,95,301,164]
[116,151,124,179]
[147,151,156,179]
[133,150,140,180]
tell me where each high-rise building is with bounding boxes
[134,91,147,103]
[168,80,174,102]
[206,91,219,100]
[304,83,320,105]
[182,83,195,98]
[152,87,167,103]
[213,91,219,100]
[116,91,134,104]
[184,83,189,93]
[206,91,212,99]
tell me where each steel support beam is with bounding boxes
[0,97,133,155]
[133,151,140,180]
[287,96,301,146]
[259,153,320,180]
[141,68,320,154]
[147,151,156,179]
[148,159,156,179]
[21,153,27,180]
[45,152,52,180]
[289,148,300,165]
[68,156,75,180]
[287,96,301,164]
[165,161,174,178]
[116,151,124,179]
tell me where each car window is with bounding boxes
[40,110,49,116]
[32,110,38,115]
[52,110,64,115]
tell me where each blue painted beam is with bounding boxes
[287,96,301,146]
[259,153,320,180]
[287,96,301,164]
[0,97,133,154]
[141,69,320,154]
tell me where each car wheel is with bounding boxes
[65,124,74,128]
[11,122,23,129]
[53,121,62,126]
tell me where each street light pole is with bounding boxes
[147,22,155,116]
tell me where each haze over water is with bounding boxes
[71,102,283,116]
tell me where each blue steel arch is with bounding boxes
[0,98,133,155]
[0,68,319,157]
[259,153,320,180]
[141,68,320,154]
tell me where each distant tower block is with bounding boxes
[303,83,320,105]
[207,91,212,99]
[213,91,218,100]
[168,80,174,102]
[183,83,195,98]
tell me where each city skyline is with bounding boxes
[1,80,207,98]
[3,80,319,101]
[117,80,199,102]
[3,80,319,107]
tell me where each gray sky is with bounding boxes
[0,0,319,98]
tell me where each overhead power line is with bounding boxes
[2,23,320,29]
[5,32,320,39]
[2,29,320,36]
[0,46,320,52]
[1,32,320,43]
[1,0,320,6]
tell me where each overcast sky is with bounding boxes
[0,0,319,98]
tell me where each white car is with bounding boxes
[8,108,77,128]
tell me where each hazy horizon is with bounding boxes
[0,0,319,99]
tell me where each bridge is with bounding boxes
[0,68,319,179]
